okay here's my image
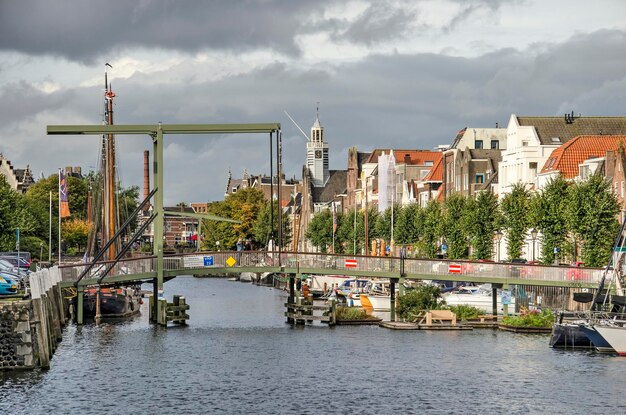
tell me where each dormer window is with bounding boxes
[551,137,561,143]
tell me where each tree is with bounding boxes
[306,209,333,252]
[62,218,91,252]
[501,183,531,261]
[530,176,570,264]
[202,188,265,250]
[26,174,89,220]
[418,199,443,258]
[442,193,468,259]
[465,191,500,260]
[567,173,619,267]
[117,185,140,238]
[0,176,20,251]
[394,203,421,245]
[253,200,292,249]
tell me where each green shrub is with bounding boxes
[446,304,482,320]
[397,285,445,320]
[502,308,555,328]
[335,306,377,321]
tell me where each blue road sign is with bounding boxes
[204,256,214,266]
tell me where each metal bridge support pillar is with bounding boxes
[492,283,502,317]
[152,126,165,325]
[502,283,510,316]
[287,274,295,324]
[76,290,84,325]
[390,278,398,322]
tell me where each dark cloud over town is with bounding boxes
[0,1,625,204]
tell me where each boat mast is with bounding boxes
[104,65,117,261]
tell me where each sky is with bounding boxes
[1,0,626,205]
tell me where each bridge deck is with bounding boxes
[57,251,603,289]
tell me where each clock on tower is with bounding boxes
[315,150,322,158]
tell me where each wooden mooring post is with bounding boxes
[285,298,336,327]
[154,295,190,326]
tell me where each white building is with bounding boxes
[306,109,329,187]
[498,114,626,198]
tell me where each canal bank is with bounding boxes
[0,269,65,370]
[3,277,626,414]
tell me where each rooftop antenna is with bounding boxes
[284,110,309,141]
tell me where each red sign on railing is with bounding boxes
[448,264,462,274]
[345,258,357,268]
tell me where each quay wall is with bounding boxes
[0,267,66,370]
[0,301,35,369]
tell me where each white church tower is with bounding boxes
[306,106,329,187]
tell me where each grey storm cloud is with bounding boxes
[0,0,424,63]
[333,2,418,46]
[2,28,626,203]
[0,0,328,61]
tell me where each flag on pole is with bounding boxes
[59,170,71,218]
[332,203,337,234]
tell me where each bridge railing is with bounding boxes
[58,256,156,283]
[403,257,604,284]
[57,251,606,286]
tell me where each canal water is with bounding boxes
[2,276,625,414]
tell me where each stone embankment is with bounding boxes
[0,267,66,370]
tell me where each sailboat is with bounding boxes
[550,220,626,352]
[82,67,142,319]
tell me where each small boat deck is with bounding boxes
[379,321,473,330]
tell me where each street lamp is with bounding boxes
[530,228,538,262]
[494,230,503,262]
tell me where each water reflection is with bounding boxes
[2,277,626,414]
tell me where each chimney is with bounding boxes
[143,150,150,211]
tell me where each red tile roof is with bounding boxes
[422,155,443,182]
[541,135,626,178]
[366,149,441,165]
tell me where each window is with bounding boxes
[522,141,529,147]
[232,187,237,193]
[490,140,499,149]
[475,174,484,184]
[475,140,483,149]
[424,161,433,166]
[166,222,171,232]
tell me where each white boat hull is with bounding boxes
[310,275,350,293]
[360,294,390,311]
[442,293,515,314]
[593,325,626,356]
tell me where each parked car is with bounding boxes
[0,256,31,269]
[0,272,19,296]
[0,258,20,273]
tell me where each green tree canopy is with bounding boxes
[442,193,469,259]
[567,173,619,267]
[201,188,265,250]
[466,190,500,260]
[501,183,531,261]
[531,176,570,264]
